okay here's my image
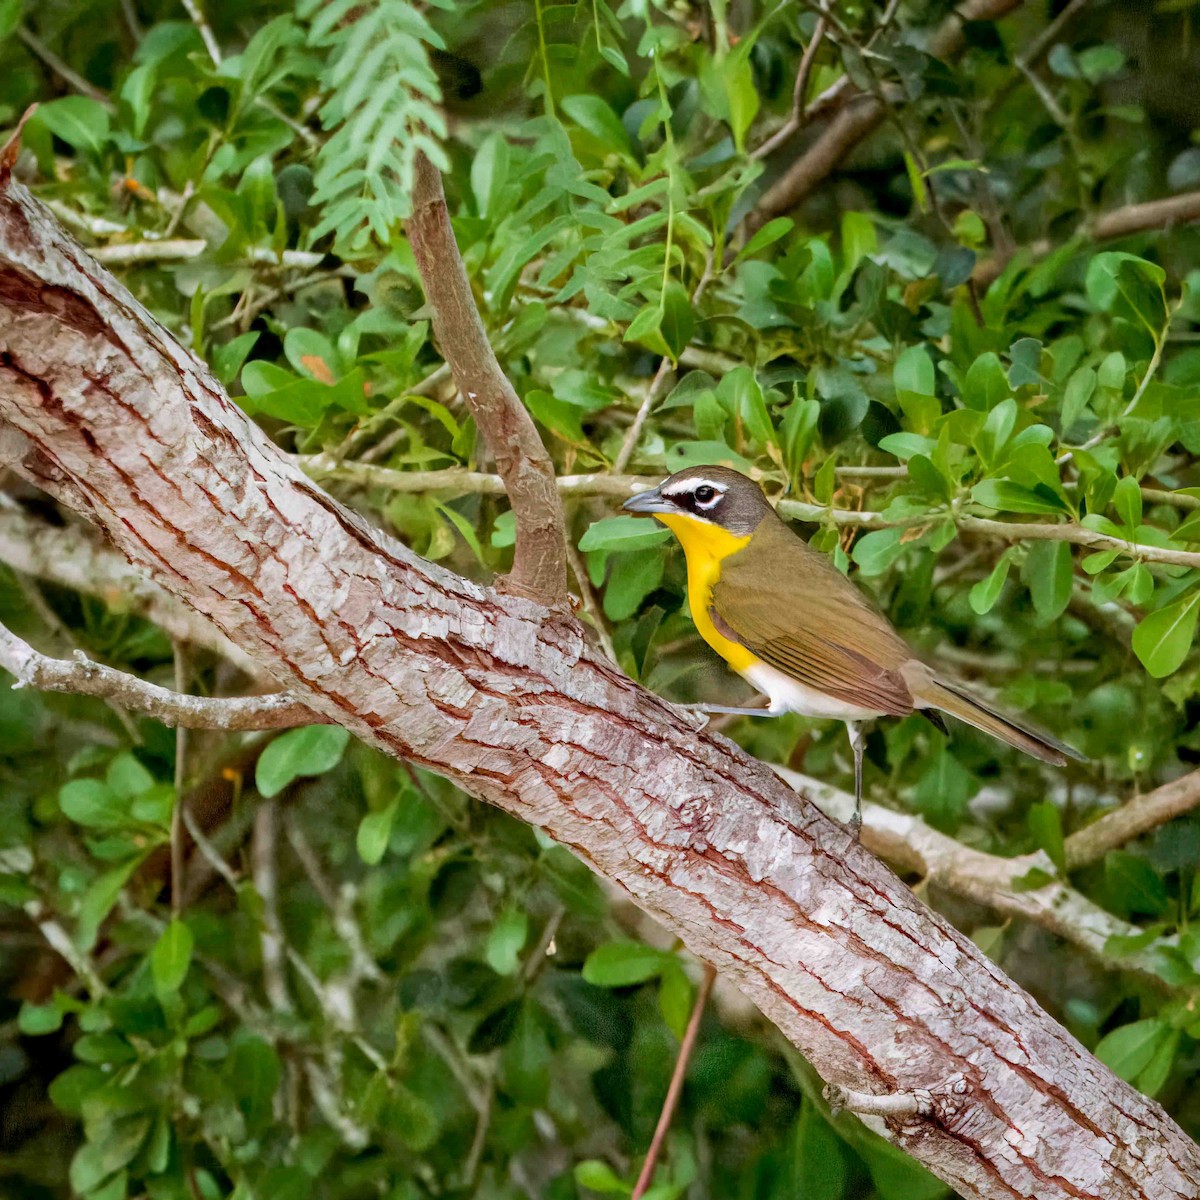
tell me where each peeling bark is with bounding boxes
[0,176,1197,1200]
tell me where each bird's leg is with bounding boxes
[846,721,866,839]
[686,702,783,717]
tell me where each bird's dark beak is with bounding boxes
[623,486,673,515]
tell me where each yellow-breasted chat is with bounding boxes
[623,465,1084,831]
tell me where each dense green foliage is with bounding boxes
[2,0,1200,1197]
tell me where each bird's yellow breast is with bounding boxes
[656,513,759,674]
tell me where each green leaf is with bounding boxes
[792,1103,846,1200]
[59,779,128,830]
[624,303,667,358]
[356,801,396,865]
[33,96,111,157]
[1132,592,1200,678]
[1023,540,1073,622]
[1060,365,1096,434]
[1113,476,1143,531]
[575,1159,629,1194]
[658,962,693,1040]
[212,332,260,386]
[903,150,928,213]
[107,752,155,798]
[470,131,510,218]
[895,346,935,397]
[969,549,1015,615]
[1105,851,1169,916]
[660,280,694,362]
[151,919,194,997]
[1085,252,1168,337]
[971,481,1069,515]
[484,909,528,976]
[582,941,671,987]
[851,528,906,576]
[963,352,1010,411]
[1095,1018,1171,1082]
[1027,802,1065,873]
[737,217,794,262]
[256,726,351,798]
[718,366,773,447]
[840,211,876,277]
[501,1000,550,1105]
[1138,1026,1180,1096]
[723,48,760,150]
[0,0,23,39]
[78,857,144,951]
[580,515,670,553]
[602,550,664,621]
[1078,43,1125,83]
[19,1000,65,1036]
[230,1035,281,1133]
[70,1118,149,1195]
[561,94,633,156]
[525,388,587,443]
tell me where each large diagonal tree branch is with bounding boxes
[404,154,568,608]
[1,176,1197,1200]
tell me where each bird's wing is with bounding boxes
[711,520,915,717]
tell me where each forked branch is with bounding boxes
[404,154,569,608]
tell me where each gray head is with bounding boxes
[622,465,774,535]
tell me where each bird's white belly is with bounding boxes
[741,661,883,721]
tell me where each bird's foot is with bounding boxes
[677,704,712,731]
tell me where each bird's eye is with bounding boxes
[693,485,717,506]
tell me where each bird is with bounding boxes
[622,465,1084,832]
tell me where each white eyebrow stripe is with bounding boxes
[661,478,729,497]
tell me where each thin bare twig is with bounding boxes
[750,16,828,161]
[631,964,716,1200]
[613,357,674,474]
[0,622,318,728]
[752,0,1023,225]
[172,642,189,913]
[566,540,618,664]
[18,29,114,108]
[90,240,325,268]
[180,0,222,67]
[975,191,1200,286]
[300,460,1200,572]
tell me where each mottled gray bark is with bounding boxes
[0,174,1197,1200]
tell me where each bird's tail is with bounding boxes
[916,677,1085,767]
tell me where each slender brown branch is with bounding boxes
[18,29,113,108]
[751,0,1023,225]
[631,964,716,1200]
[172,642,190,913]
[975,191,1200,285]
[613,358,674,473]
[750,16,829,161]
[1064,769,1200,871]
[0,623,318,729]
[404,154,568,607]
[302,460,1200,572]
